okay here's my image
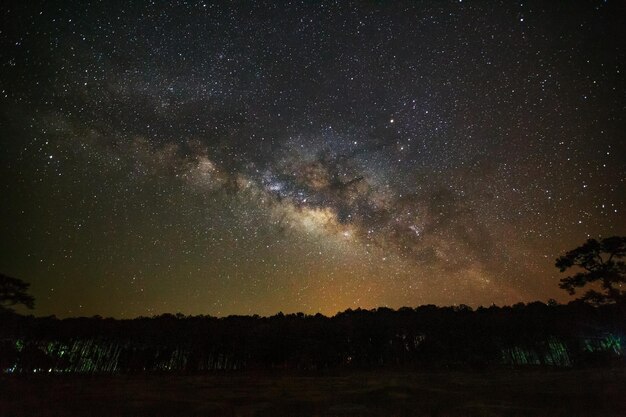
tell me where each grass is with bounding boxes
[1,368,625,416]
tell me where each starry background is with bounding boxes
[0,0,624,318]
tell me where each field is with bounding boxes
[2,368,626,417]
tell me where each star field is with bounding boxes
[0,0,624,318]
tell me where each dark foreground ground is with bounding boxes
[2,368,625,417]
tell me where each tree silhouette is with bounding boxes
[556,236,626,304]
[0,273,35,312]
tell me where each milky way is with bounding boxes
[1,1,624,317]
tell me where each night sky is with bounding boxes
[1,1,624,318]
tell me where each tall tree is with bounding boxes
[556,236,626,304]
[0,273,35,311]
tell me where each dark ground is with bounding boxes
[1,369,625,417]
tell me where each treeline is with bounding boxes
[1,301,625,373]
